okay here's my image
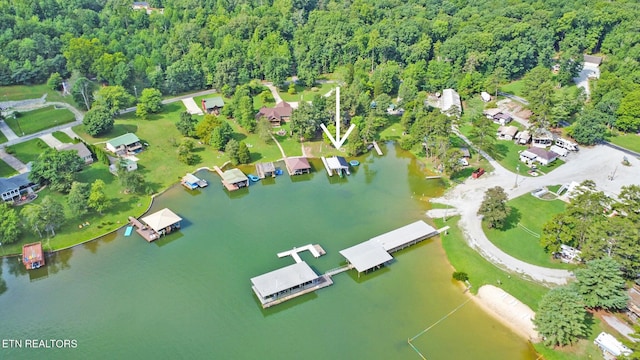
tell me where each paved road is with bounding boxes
[603,141,640,158]
[429,129,638,285]
[498,92,529,105]
[120,89,219,114]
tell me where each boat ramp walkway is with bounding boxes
[277,244,326,263]
[371,141,383,155]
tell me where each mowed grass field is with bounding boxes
[5,138,49,164]
[0,83,80,108]
[5,106,75,135]
[483,194,574,269]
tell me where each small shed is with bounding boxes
[497,126,518,140]
[110,158,138,174]
[106,133,143,155]
[481,92,491,102]
[60,143,93,164]
[201,97,225,115]
[22,242,45,270]
[141,208,182,235]
[285,157,311,175]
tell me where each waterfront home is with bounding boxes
[251,262,324,308]
[255,162,276,178]
[220,168,249,191]
[255,101,293,126]
[285,157,311,175]
[106,133,143,155]
[22,242,45,270]
[181,173,208,190]
[201,97,225,115]
[59,142,93,164]
[0,172,36,203]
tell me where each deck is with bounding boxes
[371,141,383,155]
[129,216,158,242]
[277,244,326,263]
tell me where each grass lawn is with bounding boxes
[379,116,403,141]
[5,106,75,135]
[500,80,525,97]
[0,129,7,144]
[0,159,17,177]
[435,216,550,310]
[277,81,335,102]
[483,194,574,269]
[608,132,640,154]
[0,84,80,108]
[5,138,49,164]
[52,131,73,143]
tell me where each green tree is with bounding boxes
[443,148,464,175]
[93,85,134,116]
[210,122,234,151]
[194,114,223,140]
[616,89,640,132]
[575,258,629,310]
[470,116,496,160]
[88,179,108,214]
[118,167,145,194]
[568,109,607,145]
[137,88,163,115]
[67,182,90,217]
[83,105,114,136]
[63,37,104,76]
[0,202,21,244]
[29,149,84,193]
[176,112,198,137]
[533,286,588,347]
[225,139,240,165]
[71,77,95,110]
[40,196,65,237]
[177,139,196,165]
[256,118,273,144]
[237,141,251,164]
[47,72,63,90]
[478,186,511,229]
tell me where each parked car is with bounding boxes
[472,168,485,179]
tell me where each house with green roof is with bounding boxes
[106,133,143,155]
[201,97,225,115]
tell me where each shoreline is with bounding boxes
[468,285,540,343]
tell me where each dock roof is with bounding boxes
[183,173,201,184]
[326,156,348,170]
[107,133,140,148]
[251,262,319,298]
[285,156,311,171]
[22,242,44,262]
[369,220,438,252]
[339,241,393,273]
[221,168,248,184]
[141,208,182,233]
[256,162,275,173]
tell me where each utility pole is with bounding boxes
[514,164,520,188]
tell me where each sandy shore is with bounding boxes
[470,285,540,342]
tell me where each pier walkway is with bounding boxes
[213,165,237,191]
[372,141,383,155]
[320,157,333,176]
[324,264,354,277]
[277,244,326,263]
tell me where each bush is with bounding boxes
[453,271,469,282]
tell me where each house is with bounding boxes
[0,172,36,203]
[220,168,249,190]
[60,143,93,164]
[285,156,311,176]
[497,125,518,140]
[483,108,512,125]
[594,332,632,358]
[109,158,138,174]
[519,147,558,166]
[480,92,491,102]
[439,89,462,118]
[106,133,143,155]
[255,101,293,126]
[531,128,554,148]
[515,130,531,145]
[22,242,45,270]
[201,97,225,115]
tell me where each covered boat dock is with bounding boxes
[339,241,393,274]
[321,156,350,177]
[255,162,276,179]
[251,262,332,308]
[130,208,183,242]
[214,167,249,191]
[22,242,45,270]
[181,173,208,190]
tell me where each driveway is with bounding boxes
[429,130,638,285]
[182,98,204,115]
[0,148,28,173]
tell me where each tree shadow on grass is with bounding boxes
[487,142,508,161]
[450,167,475,182]
[501,206,522,231]
[250,152,263,162]
[231,133,247,142]
[105,124,138,138]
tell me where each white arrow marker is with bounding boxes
[320,87,355,150]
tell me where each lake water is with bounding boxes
[0,144,536,359]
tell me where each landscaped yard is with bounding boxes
[277,81,335,102]
[0,84,80,107]
[499,80,525,97]
[483,193,572,269]
[0,159,17,177]
[5,105,75,135]
[52,131,73,143]
[608,132,640,154]
[5,138,49,164]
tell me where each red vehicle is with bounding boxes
[472,168,485,179]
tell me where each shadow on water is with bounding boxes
[153,232,185,247]
[223,186,250,200]
[257,290,321,318]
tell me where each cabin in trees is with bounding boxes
[106,133,143,155]
[60,143,93,164]
[22,242,45,270]
[255,101,293,126]
[0,172,36,203]
[201,97,225,115]
[285,157,311,175]
[439,89,462,118]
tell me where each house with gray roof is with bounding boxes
[60,143,93,164]
[0,172,36,202]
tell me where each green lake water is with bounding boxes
[0,143,537,359]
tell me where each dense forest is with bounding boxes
[2,0,640,139]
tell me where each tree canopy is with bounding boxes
[533,286,589,347]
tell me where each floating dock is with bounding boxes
[128,216,158,242]
[371,141,383,155]
[277,244,326,263]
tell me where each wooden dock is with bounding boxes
[320,157,333,177]
[277,244,326,263]
[372,141,383,155]
[128,216,158,242]
[213,165,238,191]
